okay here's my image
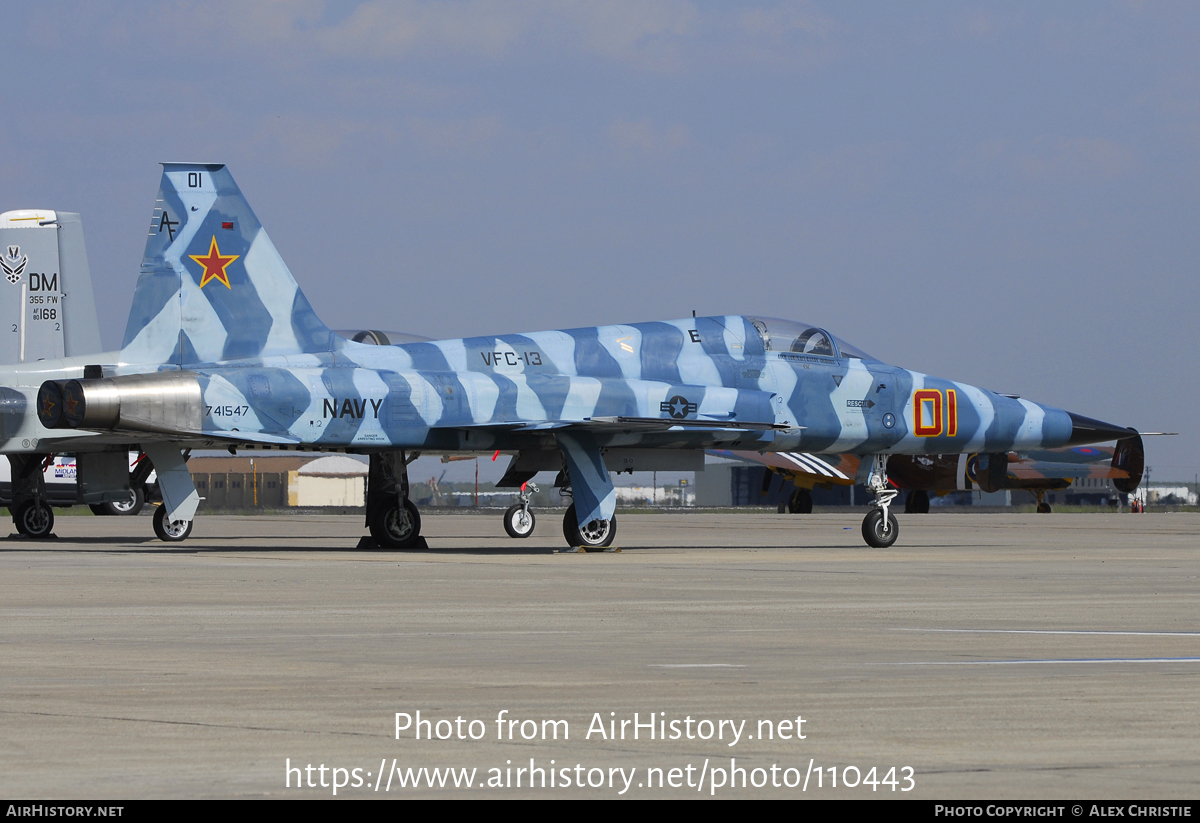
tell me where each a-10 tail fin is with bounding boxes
[121,163,332,365]
[0,210,101,364]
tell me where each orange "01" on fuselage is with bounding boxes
[913,388,957,437]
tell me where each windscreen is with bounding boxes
[748,317,874,360]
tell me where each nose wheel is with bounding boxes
[503,482,538,538]
[504,504,536,538]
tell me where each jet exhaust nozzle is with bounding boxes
[38,372,203,435]
[36,380,66,429]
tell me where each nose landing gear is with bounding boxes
[861,454,899,548]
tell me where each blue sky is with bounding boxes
[3,1,1196,479]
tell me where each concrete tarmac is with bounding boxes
[1,510,1198,799]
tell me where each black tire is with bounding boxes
[369,499,423,548]
[861,508,899,548]
[108,487,145,516]
[787,488,813,514]
[905,490,929,514]
[562,503,615,551]
[503,504,536,539]
[153,505,193,542]
[94,488,145,517]
[1037,502,1052,514]
[14,500,54,538]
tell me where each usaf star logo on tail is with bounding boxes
[189,236,239,289]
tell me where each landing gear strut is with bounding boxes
[366,451,424,548]
[861,454,899,548]
[503,482,538,538]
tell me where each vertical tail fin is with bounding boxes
[122,163,331,365]
[0,210,102,363]
[1111,433,1144,493]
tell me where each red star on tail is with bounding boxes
[189,236,239,289]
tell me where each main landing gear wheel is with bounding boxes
[787,488,813,514]
[1034,491,1051,514]
[904,489,930,514]
[369,499,423,548]
[861,508,899,548]
[14,500,54,538]
[503,504,536,538]
[153,505,193,542]
[562,503,616,551]
[90,488,145,517]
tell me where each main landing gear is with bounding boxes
[503,482,538,538]
[1034,490,1052,514]
[365,451,425,549]
[861,454,899,548]
[8,454,55,539]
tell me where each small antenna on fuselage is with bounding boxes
[692,309,696,317]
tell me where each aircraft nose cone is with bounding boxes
[1066,412,1135,446]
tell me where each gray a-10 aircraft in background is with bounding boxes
[4,163,1138,548]
[0,209,161,529]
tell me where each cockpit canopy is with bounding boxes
[335,329,433,346]
[747,317,873,360]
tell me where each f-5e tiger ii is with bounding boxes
[13,163,1137,548]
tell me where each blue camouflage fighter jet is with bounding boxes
[19,163,1135,548]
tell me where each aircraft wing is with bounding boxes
[456,417,796,433]
[40,428,303,449]
[584,417,796,432]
